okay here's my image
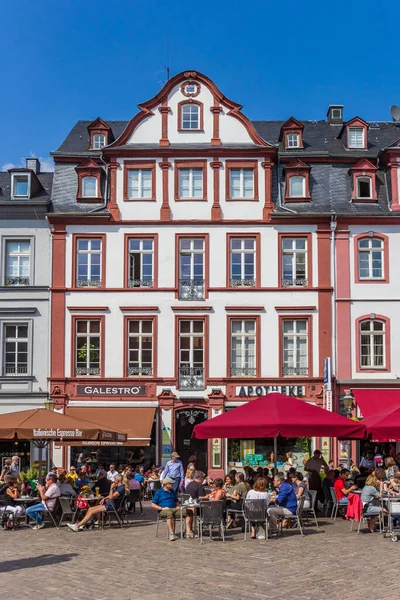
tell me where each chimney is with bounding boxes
[26,157,40,174]
[327,105,343,125]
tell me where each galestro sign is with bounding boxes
[77,385,146,396]
[236,385,305,398]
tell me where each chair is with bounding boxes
[302,490,319,527]
[330,488,339,521]
[101,495,127,528]
[58,497,75,527]
[197,501,225,543]
[127,489,143,515]
[243,499,268,541]
[278,496,305,536]
[33,499,60,529]
[323,484,333,516]
[0,498,15,529]
[226,500,245,528]
[148,480,161,500]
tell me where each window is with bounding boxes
[82,177,98,198]
[287,133,299,148]
[75,319,101,376]
[76,238,102,287]
[282,319,308,377]
[229,169,254,198]
[178,238,205,299]
[358,238,383,279]
[360,320,384,368]
[356,177,371,198]
[12,175,29,198]
[178,320,205,390]
[289,176,305,198]
[181,104,200,129]
[348,127,364,148]
[332,108,342,119]
[178,168,203,198]
[3,323,29,376]
[5,240,31,286]
[282,238,307,287]
[127,169,152,199]
[127,320,153,376]
[184,84,196,94]
[230,320,256,377]
[93,134,106,149]
[127,238,154,288]
[230,238,256,287]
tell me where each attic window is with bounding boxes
[348,127,364,148]
[357,177,372,198]
[331,108,342,120]
[93,134,105,149]
[12,174,30,199]
[287,133,299,148]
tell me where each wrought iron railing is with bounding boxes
[128,279,154,288]
[230,279,256,288]
[4,365,28,375]
[128,365,153,376]
[75,366,101,376]
[76,279,102,288]
[281,278,308,287]
[230,366,256,377]
[282,366,308,377]
[179,366,205,390]
[5,276,30,286]
[179,279,205,300]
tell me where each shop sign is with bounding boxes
[236,385,305,398]
[212,438,222,469]
[76,385,146,396]
[33,428,83,438]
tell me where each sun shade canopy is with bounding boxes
[353,389,400,418]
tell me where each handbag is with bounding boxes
[74,495,89,510]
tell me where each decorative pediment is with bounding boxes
[87,117,111,133]
[349,158,377,174]
[75,158,102,171]
[279,117,304,140]
[284,159,310,171]
[338,116,369,138]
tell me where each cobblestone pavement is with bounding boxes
[1,502,400,600]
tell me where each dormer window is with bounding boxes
[75,158,103,202]
[349,159,377,202]
[181,104,199,129]
[287,133,300,148]
[280,117,304,150]
[289,176,305,197]
[82,176,97,198]
[284,159,311,202]
[93,134,106,149]
[357,177,372,198]
[348,127,364,148]
[12,174,30,199]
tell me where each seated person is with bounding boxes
[388,471,400,494]
[151,477,193,541]
[127,472,141,491]
[26,474,60,530]
[291,472,311,509]
[353,466,368,489]
[334,469,357,505]
[4,478,25,528]
[323,469,335,490]
[246,477,270,539]
[75,470,90,491]
[67,466,78,483]
[134,467,145,485]
[95,469,112,496]
[185,471,207,500]
[267,473,297,532]
[205,478,225,501]
[58,474,76,497]
[226,473,250,529]
[67,474,126,532]
[360,474,386,533]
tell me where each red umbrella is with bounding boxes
[193,393,366,439]
[361,404,400,442]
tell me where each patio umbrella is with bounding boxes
[361,404,400,442]
[0,408,127,478]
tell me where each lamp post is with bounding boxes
[342,391,355,469]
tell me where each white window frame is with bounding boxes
[358,238,384,280]
[76,238,102,287]
[178,168,203,198]
[3,237,34,286]
[348,127,365,149]
[360,320,385,368]
[179,238,205,281]
[230,319,256,377]
[1,320,32,377]
[92,134,106,149]
[356,176,372,198]
[75,319,101,376]
[282,319,308,377]
[179,320,204,370]
[282,237,307,286]
[181,104,200,130]
[127,169,153,199]
[289,176,306,198]
[287,133,300,148]
[332,108,342,120]
[127,320,153,376]
[184,84,197,94]
[82,176,98,198]
[11,173,31,199]
[229,168,255,199]
[128,238,154,287]
[229,238,256,287]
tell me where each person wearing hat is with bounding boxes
[151,477,194,541]
[161,452,184,492]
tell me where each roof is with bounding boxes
[51,163,106,213]
[0,171,53,204]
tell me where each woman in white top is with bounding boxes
[245,477,270,539]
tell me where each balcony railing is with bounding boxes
[281,278,308,288]
[128,365,153,376]
[5,276,30,286]
[230,279,256,288]
[76,279,102,288]
[4,365,28,376]
[230,366,256,377]
[282,366,308,377]
[128,279,154,288]
[179,279,205,300]
[179,366,205,390]
[75,366,101,376]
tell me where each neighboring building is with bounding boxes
[48,71,400,475]
[0,158,52,469]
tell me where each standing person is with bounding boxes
[161,452,184,492]
[25,474,60,530]
[107,464,118,483]
[267,473,297,533]
[0,458,12,481]
[305,450,328,501]
[10,456,20,480]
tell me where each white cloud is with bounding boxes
[1,153,54,172]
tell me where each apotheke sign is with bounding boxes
[236,385,305,398]
[77,385,146,396]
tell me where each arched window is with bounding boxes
[289,176,305,197]
[358,237,383,279]
[82,176,97,198]
[357,176,372,198]
[181,104,200,130]
[92,134,106,149]
[359,319,385,368]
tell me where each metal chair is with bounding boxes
[278,495,305,536]
[243,498,268,541]
[322,484,333,516]
[0,498,15,529]
[100,495,127,528]
[302,490,319,527]
[148,480,162,500]
[58,497,75,527]
[330,487,340,521]
[226,500,245,529]
[33,499,60,529]
[127,489,143,515]
[197,500,225,543]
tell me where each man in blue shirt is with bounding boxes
[152,477,193,541]
[268,473,297,531]
[161,452,184,492]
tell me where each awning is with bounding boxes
[353,389,400,418]
[65,407,155,446]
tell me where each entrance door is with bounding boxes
[175,408,208,473]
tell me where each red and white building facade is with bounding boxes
[47,71,400,475]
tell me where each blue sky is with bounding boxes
[1,0,399,170]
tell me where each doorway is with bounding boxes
[175,408,208,473]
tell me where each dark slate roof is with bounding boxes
[0,172,53,203]
[51,163,106,213]
[54,121,128,154]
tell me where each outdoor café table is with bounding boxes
[13,496,39,525]
[179,501,200,539]
[72,495,104,523]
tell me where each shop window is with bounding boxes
[4,239,31,286]
[75,319,102,376]
[127,238,154,288]
[3,322,29,376]
[178,319,205,390]
[282,319,309,377]
[127,319,153,376]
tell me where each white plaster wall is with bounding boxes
[117,158,162,222]
[126,113,162,144]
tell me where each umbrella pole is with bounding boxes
[273,437,278,476]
